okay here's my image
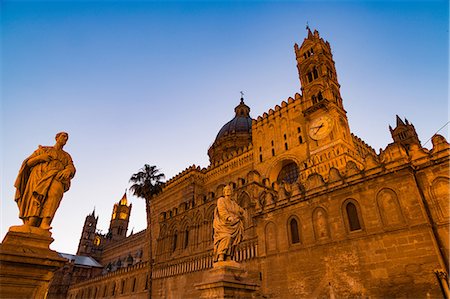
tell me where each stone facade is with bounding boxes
[62,28,449,298]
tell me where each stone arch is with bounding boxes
[192,211,203,247]
[376,188,405,227]
[266,156,301,184]
[156,224,168,256]
[159,224,168,238]
[238,191,255,238]
[205,204,216,222]
[265,221,278,253]
[431,177,450,221]
[287,215,302,245]
[342,199,364,233]
[180,216,192,250]
[168,222,179,253]
[312,207,330,240]
[306,173,325,190]
[205,204,216,244]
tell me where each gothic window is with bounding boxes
[299,135,303,144]
[132,278,136,292]
[308,72,313,83]
[259,154,263,162]
[327,67,333,78]
[277,162,299,184]
[289,218,300,244]
[184,229,189,249]
[318,91,323,101]
[312,95,318,105]
[272,148,275,156]
[297,127,301,133]
[285,143,288,150]
[172,231,178,252]
[121,280,125,294]
[313,67,318,79]
[345,202,362,231]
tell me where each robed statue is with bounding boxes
[213,184,245,262]
[14,132,76,230]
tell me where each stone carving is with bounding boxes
[213,184,245,262]
[14,132,76,230]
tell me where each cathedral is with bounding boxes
[49,28,449,298]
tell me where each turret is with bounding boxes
[389,115,421,151]
[109,193,132,241]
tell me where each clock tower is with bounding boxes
[294,27,365,178]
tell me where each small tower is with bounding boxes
[77,209,98,256]
[109,193,132,241]
[390,115,421,150]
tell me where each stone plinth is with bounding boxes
[195,261,259,299]
[0,226,67,299]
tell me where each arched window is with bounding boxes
[346,202,362,231]
[318,91,323,101]
[277,162,299,184]
[289,218,300,244]
[132,277,136,292]
[172,231,178,252]
[184,229,189,249]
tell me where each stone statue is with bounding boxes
[14,132,76,230]
[213,184,245,262]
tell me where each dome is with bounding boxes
[208,97,253,164]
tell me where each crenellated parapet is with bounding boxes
[162,165,206,191]
[253,96,299,128]
[351,133,376,158]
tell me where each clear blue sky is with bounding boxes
[1,1,448,254]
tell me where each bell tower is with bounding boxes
[294,27,364,179]
[109,193,132,241]
[77,209,98,256]
[294,26,344,114]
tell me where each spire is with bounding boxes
[91,207,96,217]
[396,115,405,126]
[307,23,313,38]
[120,192,128,206]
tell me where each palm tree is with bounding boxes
[129,164,164,299]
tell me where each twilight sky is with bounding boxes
[1,1,448,254]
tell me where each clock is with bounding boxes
[309,115,334,140]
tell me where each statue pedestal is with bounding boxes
[0,226,67,299]
[195,261,259,299]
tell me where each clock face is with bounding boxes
[309,116,334,140]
